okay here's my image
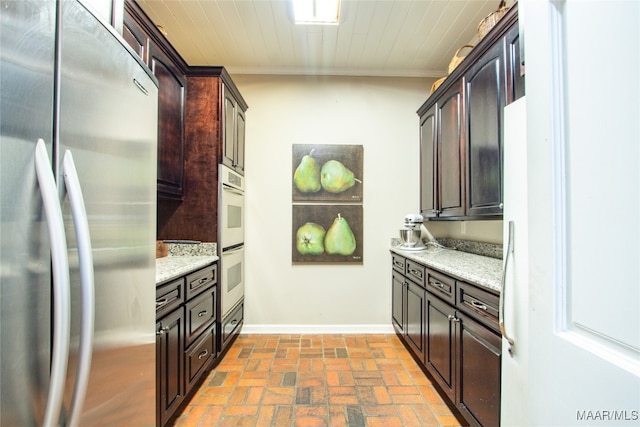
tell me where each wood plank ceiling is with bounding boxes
[136,0,504,77]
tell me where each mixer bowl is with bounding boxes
[399,228,422,247]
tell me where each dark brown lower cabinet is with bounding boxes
[425,293,456,402]
[405,280,427,362]
[457,312,502,427]
[156,262,218,427]
[391,253,501,427]
[156,307,184,427]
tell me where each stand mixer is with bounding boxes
[399,214,426,250]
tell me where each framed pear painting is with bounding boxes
[292,204,363,264]
[292,144,363,202]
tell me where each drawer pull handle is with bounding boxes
[197,310,208,317]
[409,268,422,277]
[231,320,238,326]
[156,295,178,310]
[198,349,209,359]
[193,277,210,288]
[433,281,445,289]
[393,261,402,267]
[470,300,488,311]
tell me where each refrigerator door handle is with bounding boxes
[62,150,95,427]
[500,220,516,356]
[34,139,71,427]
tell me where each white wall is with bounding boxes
[233,74,431,333]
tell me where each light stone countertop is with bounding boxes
[156,255,218,285]
[390,243,503,293]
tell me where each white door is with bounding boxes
[501,1,640,425]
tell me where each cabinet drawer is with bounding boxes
[406,260,426,286]
[391,253,406,273]
[457,281,499,332]
[222,301,243,347]
[185,288,216,346]
[185,325,215,394]
[186,264,217,300]
[426,269,455,305]
[156,278,184,319]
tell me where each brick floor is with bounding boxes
[171,334,467,427]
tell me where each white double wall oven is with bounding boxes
[218,164,245,318]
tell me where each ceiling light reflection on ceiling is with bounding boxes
[293,0,341,25]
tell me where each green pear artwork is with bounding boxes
[324,213,356,255]
[293,149,321,193]
[292,144,363,202]
[292,204,362,264]
[295,222,325,255]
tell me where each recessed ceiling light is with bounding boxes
[293,0,341,25]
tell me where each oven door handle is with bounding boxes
[223,245,244,255]
[222,184,244,196]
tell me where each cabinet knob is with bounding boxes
[447,314,460,323]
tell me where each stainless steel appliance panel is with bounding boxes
[1,1,158,425]
[57,2,158,425]
[0,1,56,425]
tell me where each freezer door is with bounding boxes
[0,1,56,426]
[57,1,158,425]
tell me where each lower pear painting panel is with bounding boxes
[292,204,363,264]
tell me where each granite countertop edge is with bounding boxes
[156,255,219,285]
[390,244,503,293]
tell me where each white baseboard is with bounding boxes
[241,324,395,335]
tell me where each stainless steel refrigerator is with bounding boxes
[1,0,158,425]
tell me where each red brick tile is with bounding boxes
[201,405,224,426]
[361,405,398,416]
[246,386,263,405]
[328,395,359,405]
[224,405,258,416]
[397,404,422,426]
[366,416,404,427]
[274,405,294,425]
[294,406,329,417]
[173,334,462,427]
[256,405,276,427]
[373,386,392,404]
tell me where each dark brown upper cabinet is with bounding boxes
[123,0,188,200]
[420,81,465,219]
[418,4,521,220]
[464,39,506,217]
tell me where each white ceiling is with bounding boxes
[136,0,502,77]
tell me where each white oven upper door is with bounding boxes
[220,183,244,248]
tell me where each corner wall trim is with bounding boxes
[241,324,395,335]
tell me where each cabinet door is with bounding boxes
[405,280,426,363]
[222,86,237,170]
[235,109,246,174]
[149,41,186,199]
[457,312,501,427]
[391,271,405,334]
[157,307,185,427]
[465,40,505,217]
[505,23,525,105]
[425,293,456,401]
[437,82,465,217]
[420,105,437,218]
[122,8,147,62]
